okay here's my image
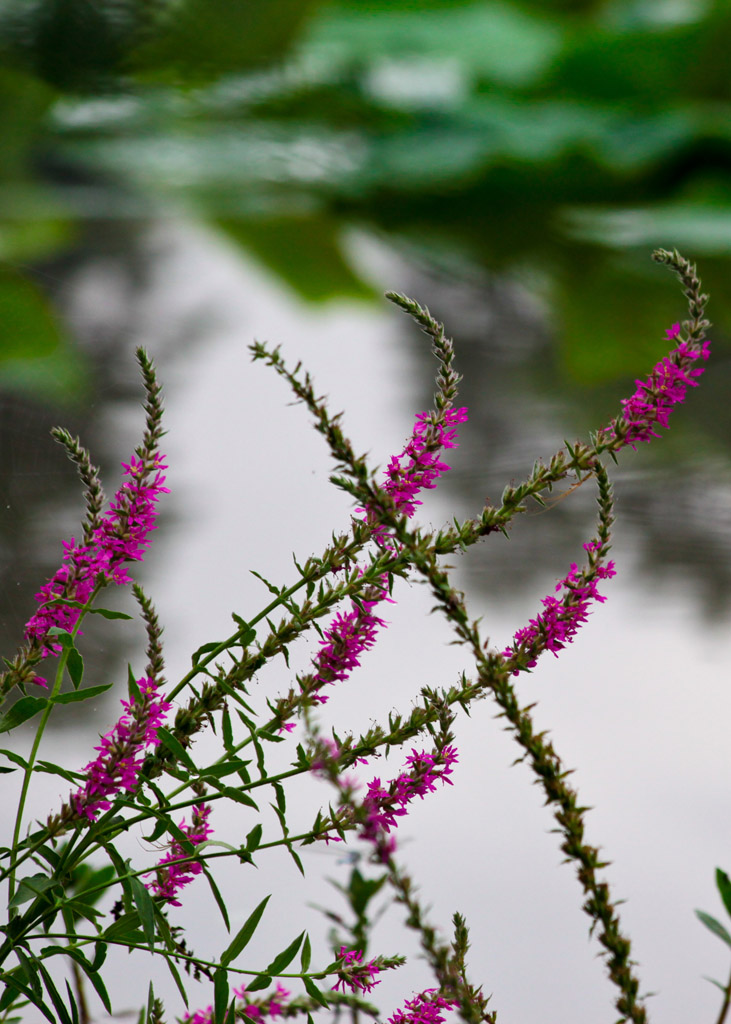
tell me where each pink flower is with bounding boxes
[71,677,170,821]
[146,803,213,906]
[24,454,169,655]
[387,991,458,1024]
[332,947,382,994]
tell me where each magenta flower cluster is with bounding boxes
[146,802,214,906]
[185,983,291,1024]
[365,407,469,544]
[502,542,616,673]
[24,454,169,675]
[312,584,390,703]
[387,991,459,1024]
[609,323,711,449]
[360,747,458,861]
[332,946,382,994]
[71,677,170,821]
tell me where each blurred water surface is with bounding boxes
[1,1,730,1021]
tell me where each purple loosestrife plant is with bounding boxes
[1,250,724,1024]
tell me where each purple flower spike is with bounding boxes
[71,677,171,821]
[24,453,169,656]
[146,803,213,906]
[605,325,710,450]
[363,407,468,545]
[359,747,458,861]
[502,552,616,674]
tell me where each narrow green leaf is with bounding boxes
[88,608,133,620]
[695,910,731,948]
[0,748,29,769]
[155,727,197,773]
[199,760,252,780]
[265,931,304,975]
[300,934,311,973]
[15,947,42,997]
[216,786,259,810]
[164,954,188,1006]
[53,684,113,705]
[36,959,72,1024]
[202,866,230,932]
[302,976,329,1008]
[0,697,48,734]
[66,647,84,690]
[128,667,141,702]
[35,761,85,783]
[130,877,156,949]
[222,708,234,753]
[220,895,271,967]
[214,967,229,1024]
[0,766,16,773]
[716,868,731,919]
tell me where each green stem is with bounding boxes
[7,644,71,907]
[714,962,731,1024]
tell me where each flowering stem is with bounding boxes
[6,611,87,906]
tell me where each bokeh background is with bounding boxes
[1,0,730,1022]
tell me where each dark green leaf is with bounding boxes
[222,709,234,753]
[0,968,57,1024]
[716,869,731,919]
[214,967,229,1024]
[0,697,48,734]
[245,824,263,852]
[36,959,72,1024]
[66,646,84,690]
[192,640,224,666]
[695,910,731,948]
[9,873,55,909]
[130,877,156,949]
[302,976,329,1008]
[53,684,113,705]
[220,895,270,967]
[0,748,29,769]
[300,933,311,973]
[155,727,197,773]
[163,954,188,1006]
[128,667,141,702]
[88,608,133,620]
[215,786,259,810]
[265,931,304,975]
[245,974,272,993]
[35,761,85,783]
[199,760,253,780]
[202,866,230,932]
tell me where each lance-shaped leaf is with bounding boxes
[220,895,271,967]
